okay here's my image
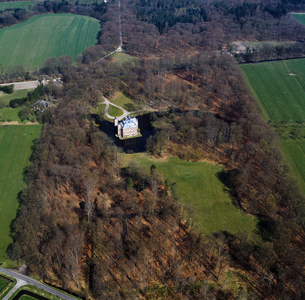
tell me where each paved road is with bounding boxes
[0,267,76,300]
[0,81,39,90]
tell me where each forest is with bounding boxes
[4,0,305,299]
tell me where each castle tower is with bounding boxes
[114,116,118,126]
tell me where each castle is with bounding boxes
[114,115,140,139]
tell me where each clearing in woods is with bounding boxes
[120,153,257,234]
[0,14,100,70]
[0,125,42,260]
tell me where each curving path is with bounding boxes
[0,267,76,300]
[101,95,130,120]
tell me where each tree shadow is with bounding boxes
[253,217,273,242]
[216,169,240,208]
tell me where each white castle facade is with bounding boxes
[114,115,140,139]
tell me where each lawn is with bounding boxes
[0,107,23,122]
[108,104,123,117]
[0,1,36,11]
[0,14,100,70]
[0,89,30,107]
[120,153,257,234]
[0,125,42,259]
[0,276,8,292]
[110,92,134,108]
[241,59,305,122]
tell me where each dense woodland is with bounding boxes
[4,0,305,299]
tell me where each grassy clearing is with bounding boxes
[0,89,30,107]
[112,52,135,64]
[120,153,257,234]
[0,14,100,70]
[108,104,123,117]
[291,13,305,24]
[241,59,305,122]
[0,125,42,259]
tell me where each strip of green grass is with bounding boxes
[108,104,123,117]
[0,14,100,70]
[121,154,257,234]
[0,1,36,11]
[0,276,8,292]
[0,125,42,259]
[0,89,30,107]
[280,140,305,192]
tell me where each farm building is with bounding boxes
[114,115,141,139]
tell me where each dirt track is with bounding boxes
[0,80,39,90]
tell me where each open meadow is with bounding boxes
[0,125,42,260]
[120,153,257,234]
[0,14,100,70]
[241,59,305,191]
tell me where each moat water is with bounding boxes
[92,112,155,153]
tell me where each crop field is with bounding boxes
[0,1,36,11]
[291,13,305,25]
[241,59,305,122]
[121,154,257,234]
[241,59,305,192]
[0,14,100,70]
[0,125,42,259]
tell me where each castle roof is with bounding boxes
[119,115,137,129]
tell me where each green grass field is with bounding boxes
[0,276,8,292]
[0,1,36,11]
[121,154,257,234]
[0,89,30,107]
[0,107,22,122]
[241,59,305,192]
[241,59,305,122]
[0,14,100,70]
[0,125,42,259]
[291,13,305,25]
[108,104,123,117]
